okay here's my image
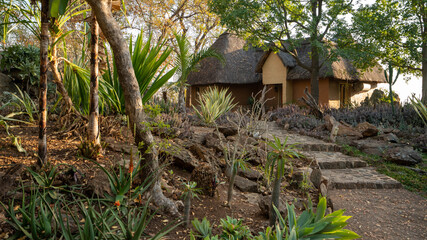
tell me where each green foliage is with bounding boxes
[349,0,422,76]
[101,32,176,114]
[265,136,300,182]
[193,87,237,125]
[220,216,252,240]
[181,181,202,200]
[0,45,39,85]
[410,95,427,126]
[189,197,359,240]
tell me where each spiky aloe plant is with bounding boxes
[181,181,202,228]
[266,136,300,226]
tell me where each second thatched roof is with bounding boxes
[187,32,264,85]
[256,41,386,83]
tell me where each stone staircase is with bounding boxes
[263,122,402,190]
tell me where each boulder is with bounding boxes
[163,140,198,171]
[324,115,362,139]
[375,133,399,143]
[355,122,379,138]
[0,72,13,94]
[238,168,262,181]
[310,168,322,189]
[190,163,217,197]
[204,132,223,152]
[351,139,391,156]
[218,125,238,137]
[383,146,423,166]
[234,175,259,193]
[258,195,287,217]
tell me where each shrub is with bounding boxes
[0,45,40,87]
[193,87,237,125]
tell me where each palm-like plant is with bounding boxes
[173,32,225,114]
[181,181,202,228]
[266,136,301,226]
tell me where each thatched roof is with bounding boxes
[255,50,296,72]
[257,41,386,83]
[187,32,264,85]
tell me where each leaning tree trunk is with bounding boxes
[85,0,178,215]
[422,4,427,104]
[178,82,186,114]
[310,44,320,105]
[49,35,75,114]
[88,14,100,146]
[38,0,49,166]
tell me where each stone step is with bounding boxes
[321,168,402,189]
[304,151,368,169]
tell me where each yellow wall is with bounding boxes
[329,80,340,108]
[262,53,293,104]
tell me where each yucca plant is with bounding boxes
[193,87,237,125]
[266,136,301,226]
[410,95,427,126]
[102,32,176,114]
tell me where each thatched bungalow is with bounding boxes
[187,33,386,109]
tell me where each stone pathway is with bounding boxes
[263,122,427,239]
[263,122,402,190]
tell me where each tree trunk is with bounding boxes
[49,36,75,114]
[85,0,178,215]
[226,168,237,205]
[88,14,100,146]
[38,0,49,166]
[184,195,192,228]
[310,0,320,104]
[178,82,186,114]
[269,175,282,226]
[422,3,427,104]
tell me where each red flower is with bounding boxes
[114,200,120,207]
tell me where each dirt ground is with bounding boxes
[0,122,311,239]
[329,189,427,240]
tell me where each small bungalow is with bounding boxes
[187,33,386,109]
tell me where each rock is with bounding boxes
[85,170,112,197]
[234,175,259,193]
[376,133,399,143]
[383,146,423,166]
[163,140,198,171]
[246,145,267,166]
[319,183,328,197]
[258,195,287,217]
[204,132,223,152]
[218,125,238,137]
[291,167,313,183]
[355,122,379,138]
[190,163,217,197]
[176,200,185,212]
[238,168,262,181]
[324,115,362,139]
[310,168,322,189]
[351,139,392,156]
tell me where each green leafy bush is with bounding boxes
[193,87,237,125]
[0,45,40,86]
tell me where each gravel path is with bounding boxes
[329,189,427,240]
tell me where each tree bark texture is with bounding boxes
[38,0,49,166]
[85,0,178,215]
[227,169,237,205]
[49,36,75,114]
[422,6,427,103]
[178,83,186,114]
[88,14,100,146]
[184,195,192,228]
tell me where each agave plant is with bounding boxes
[102,31,176,114]
[410,95,427,126]
[193,87,237,125]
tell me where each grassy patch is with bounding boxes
[341,145,427,195]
